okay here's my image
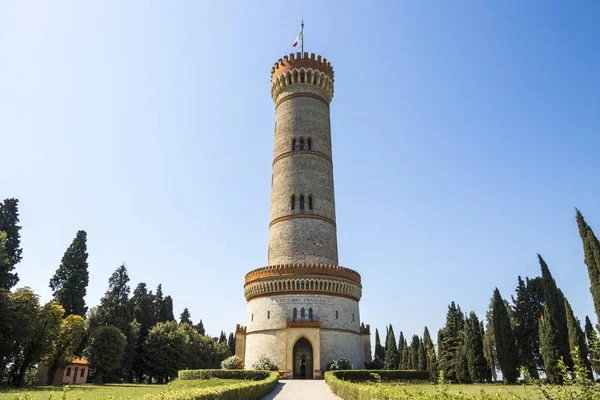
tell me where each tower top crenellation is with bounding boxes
[271,52,334,81]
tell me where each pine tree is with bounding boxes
[384,324,400,369]
[180,308,192,325]
[0,198,22,290]
[423,327,438,379]
[131,283,157,336]
[576,209,600,322]
[565,298,592,377]
[463,312,488,383]
[492,288,519,383]
[539,254,572,368]
[585,316,600,374]
[511,275,544,378]
[97,265,132,332]
[439,301,462,382]
[49,230,89,316]
[539,305,561,383]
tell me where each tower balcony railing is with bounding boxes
[286,317,320,328]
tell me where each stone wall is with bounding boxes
[320,330,363,370]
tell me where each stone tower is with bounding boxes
[236,52,371,378]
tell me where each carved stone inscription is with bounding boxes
[272,296,334,305]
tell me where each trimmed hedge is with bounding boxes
[146,371,278,400]
[330,370,430,382]
[178,369,271,381]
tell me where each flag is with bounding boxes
[292,30,303,47]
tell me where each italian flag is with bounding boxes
[292,30,303,47]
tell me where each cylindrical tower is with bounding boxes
[237,52,371,378]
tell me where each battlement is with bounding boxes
[271,52,334,81]
[270,53,335,102]
[360,324,371,335]
[236,324,247,334]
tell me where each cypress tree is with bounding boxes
[0,198,22,290]
[96,265,132,332]
[423,327,438,378]
[454,331,471,383]
[539,254,571,368]
[483,302,498,381]
[439,301,462,382]
[384,324,400,369]
[409,335,420,370]
[397,331,405,369]
[479,321,492,382]
[374,328,385,365]
[49,230,89,316]
[511,276,544,378]
[180,308,192,325]
[227,332,235,356]
[418,338,427,371]
[565,298,592,377]
[464,312,488,383]
[576,209,600,322]
[219,330,227,344]
[539,305,562,383]
[193,319,205,336]
[492,288,519,383]
[584,316,600,374]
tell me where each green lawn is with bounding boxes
[0,380,246,400]
[356,382,545,399]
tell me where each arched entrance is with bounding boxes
[293,337,313,379]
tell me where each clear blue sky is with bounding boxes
[2,1,599,345]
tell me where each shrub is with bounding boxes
[327,358,354,371]
[251,355,279,371]
[329,370,429,382]
[148,371,278,400]
[220,355,243,370]
[178,369,270,381]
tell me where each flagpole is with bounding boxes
[301,19,304,55]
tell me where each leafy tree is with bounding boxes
[41,314,85,384]
[96,265,132,332]
[49,230,89,316]
[384,324,400,370]
[464,312,487,383]
[565,298,592,378]
[10,290,63,386]
[585,316,600,375]
[439,301,463,382]
[145,321,186,383]
[511,275,544,378]
[121,320,140,383]
[228,332,235,356]
[539,254,571,369]
[492,288,519,383]
[86,325,127,384]
[180,308,192,325]
[540,305,562,383]
[374,328,384,366]
[577,209,600,322]
[0,198,23,290]
[423,326,437,378]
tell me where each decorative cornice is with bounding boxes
[276,92,330,109]
[246,290,360,302]
[269,213,335,228]
[246,263,361,284]
[272,149,332,166]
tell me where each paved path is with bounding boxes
[262,379,340,399]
